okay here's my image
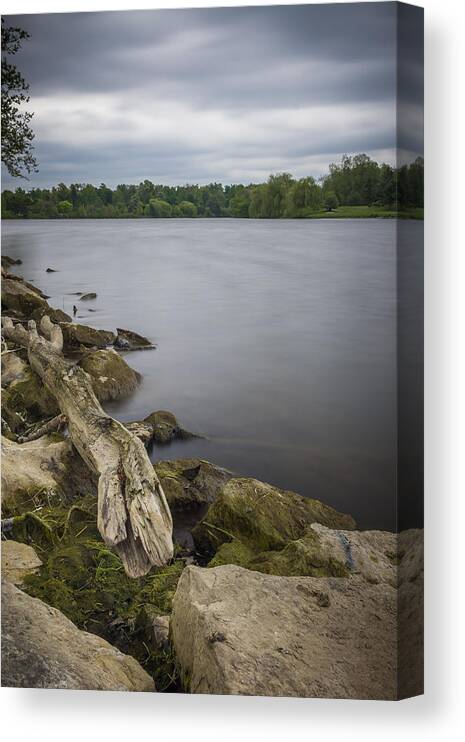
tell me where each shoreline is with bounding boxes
[1,254,423,697]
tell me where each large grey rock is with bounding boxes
[171,564,397,699]
[1,580,155,691]
[310,523,397,585]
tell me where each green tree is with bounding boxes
[178,200,198,217]
[57,200,73,216]
[1,19,38,178]
[145,198,172,218]
[324,191,339,211]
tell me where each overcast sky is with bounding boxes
[2,3,423,189]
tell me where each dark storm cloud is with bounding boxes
[2,3,423,189]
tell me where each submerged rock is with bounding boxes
[79,349,140,402]
[171,564,397,699]
[79,292,97,301]
[115,327,155,350]
[154,458,233,510]
[1,580,155,691]
[192,477,356,557]
[1,541,42,585]
[61,322,116,350]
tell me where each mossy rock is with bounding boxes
[79,349,140,402]
[207,529,348,578]
[115,328,154,350]
[141,411,194,445]
[61,322,116,350]
[246,530,349,577]
[193,477,356,557]
[1,277,48,318]
[154,458,233,510]
[208,541,255,569]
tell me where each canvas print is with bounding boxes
[1,2,424,699]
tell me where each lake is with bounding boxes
[2,218,424,531]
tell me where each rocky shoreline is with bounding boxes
[1,255,423,698]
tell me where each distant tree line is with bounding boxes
[1,154,423,219]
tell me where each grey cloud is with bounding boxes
[2,3,423,189]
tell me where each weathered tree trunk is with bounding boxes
[2,316,173,578]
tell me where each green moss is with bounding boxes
[11,496,186,692]
[4,512,55,553]
[206,529,348,578]
[247,531,349,578]
[208,540,255,568]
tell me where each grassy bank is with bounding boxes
[305,205,424,220]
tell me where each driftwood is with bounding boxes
[1,315,173,578]
[17,413,67,443]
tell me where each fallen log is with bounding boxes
[1,315,173,577]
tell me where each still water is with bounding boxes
[2,218,423,530]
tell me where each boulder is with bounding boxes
[1,541,42,585]
[171,564,397,699]
[1,277,70,323]
[154,458,233,510]
[1,435,97,515]
[80,292,97,301]
[143,410,194,445]
[2,277,48,317]
[79,349,140,402]
[1,579,155,691]
[309,523,397,585]
[61,322,116,350]
[192,477,356,557]
[1,255,22,268]
[115,327,155,350]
